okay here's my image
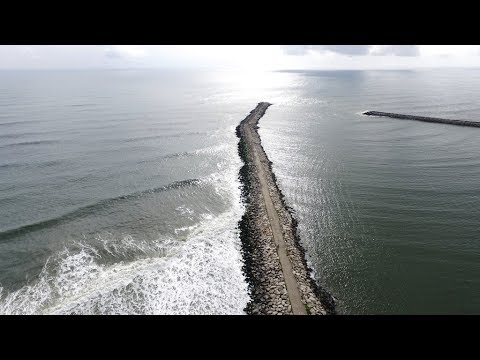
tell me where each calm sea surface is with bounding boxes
[1,69,479,314]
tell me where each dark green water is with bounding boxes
[0,70,263,314]
[259,69,480,314]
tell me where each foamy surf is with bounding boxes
[0,128,250,315]
[0,187,248,315]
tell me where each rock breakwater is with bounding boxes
[237,102,335,315]
[363,111,480,127]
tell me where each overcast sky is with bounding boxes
[0,45,479,70]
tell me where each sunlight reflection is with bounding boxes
[211,70,299,104]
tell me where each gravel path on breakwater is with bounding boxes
[236,102,336,315]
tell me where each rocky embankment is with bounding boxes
[237,102,335,315]
[363,111,480,127]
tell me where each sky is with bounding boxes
[0,45,479,70]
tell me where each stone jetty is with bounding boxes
[236,102,335,315]
[363,111,480,128]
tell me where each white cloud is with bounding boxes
[104,45,148,59]
[281,45,311,55]
[282,45,419,57]
[0,45,479,70]
[313,45,371,55]
[282,45,370,56]
[370,45,420,56]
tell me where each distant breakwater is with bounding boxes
[236,102,335,315]
[363,111,480,128]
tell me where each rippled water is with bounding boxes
[0,69,284,314]
[1,69,480,314]
[260,69,480,314]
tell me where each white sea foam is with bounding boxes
[175,205,194,216]
[0,130,250,315]
[356,110,368,116]
[194,142,231,156]
[174,224,200,235]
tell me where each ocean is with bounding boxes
[1,68,479,314]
